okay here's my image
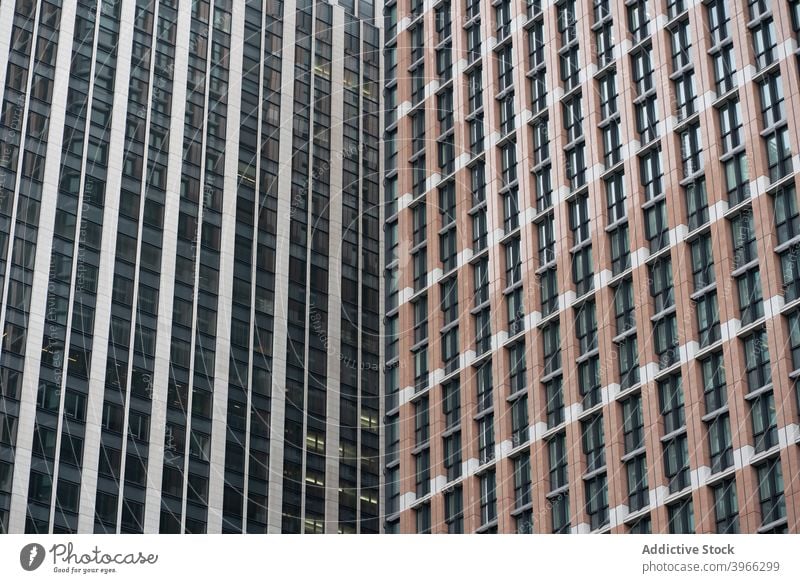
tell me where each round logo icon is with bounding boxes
[20,543,46,571]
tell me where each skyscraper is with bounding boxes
[0,0,381,533]
[383,0,800,533]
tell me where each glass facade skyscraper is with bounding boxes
[0,0,380,534]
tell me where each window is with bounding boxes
[551,494,570,533]
[472,208,487,252]
[415,450,430,497]
[774,185,800,245]
[788,312,800,371]
[414,397,429,446]
[443,431,461,482]
[690,234,716,290]
[563,96,583,143]
[473,258,489,306]
[640,149,663,200]
[502,188,519,232]
[540,268,558,316]
[599,73,617,119]
[627,455,649,512]
[548,433,568,491]
[752,18,777,69]
[650,259,674,313]
[627,0,648,42]
[668,498,694,533]
[751,391,777,453]
[575,301,597,355]
[632,50,653,95]
[578,358,600,409]
[713,479,739,533]
[696,291,720,348]
[508,343,527,393]
[680,123,702,177]
[708,413,733,473]
[653,315,679,369]
[566,145,586,190]
[414,349,429,392]
[444,487,463,533]
[572,246,593,297]
[538,215,556,266]
[701,352,727,413]
[415,503,431,533]
[413,297,428,344]
[670,19,691,70]
[757,459,786,527]
[475,308,491,355]
[439,229,457,272]
[511,396,528,446]
[760,75,785,129]
[545,376,564,428]
[513,454,532,508]
[743,330,771,392]
[685,178,709,230]
[610,224,630,275]
[618,336,639,389]
[644,200,668,252]
[737,269,763,325]
[659,375,685,434]
[441,381,460,429]
[765,126,792,183]
[614,278,636,334]
[674,72,695,119]
[731,212,757,268]
[480,471,497,525]
[595,22,613,67]
[477,414,494,464]
[499,94,515,136]
[585,474,609,530]
[663,434,690,493]
[711,44,736,95]
[629,516,651,534]
[606,174,625,223]
[719,99,743,153]
[582,415,605,472]
[542,322,561,375]
[559,46,580,90]
[497,45,513,90]
[532,119,549,165]
[622,396,644,454]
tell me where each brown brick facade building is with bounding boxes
[382,0,800,533]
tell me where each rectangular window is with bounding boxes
[548,432,568,491]
[743,330,771,392]
[545,376,564,428]
[708,413,733,473]
[513,453,532,508]
[622,395,644,454]
[751,390,777,453]
[444,487,463,533]
[663,434,690,493]
[480,471,497,525]
[627,455,649,512]
[582,415,605,472]
[659,375,685,434]
[585,474,609,530]
[478,414,495,464]
[668,498,694,533]
[713,479,739,533]
[757,459,786,527]
[701,352,727,413]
